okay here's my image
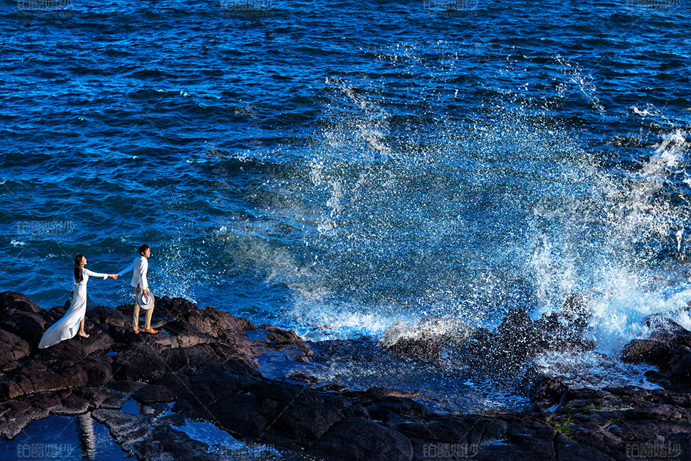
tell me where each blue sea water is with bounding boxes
[2,0,691,416]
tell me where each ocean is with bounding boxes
[2,0,691,448]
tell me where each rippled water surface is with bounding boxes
[2,0,691,411]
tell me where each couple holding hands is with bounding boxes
[39,244,159,349]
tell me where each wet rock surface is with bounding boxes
[2,290,691,460]
[379,293,596,373]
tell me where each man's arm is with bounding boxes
[117,260,134,278]
[138,258,149,292]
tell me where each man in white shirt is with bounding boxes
[118,244,158,334]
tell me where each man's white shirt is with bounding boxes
[118,255,148,290]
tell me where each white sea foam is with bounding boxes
[554,55,605,113]
[534,350,661,390]
[153,238,197,304]
[631,104,661,118]
[289,293,396,341]
[213,52,691,393]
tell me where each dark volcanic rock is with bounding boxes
[88,305,130,328]
[37,328,115,363]
[381,295,596,372]
[0,291,43,315]
[0,399,49,439]
[257,324,313,359]
[0,329,31,371]
[176,375,348,451]
[112,343,168,382]
[621,314,691,366]
[211,393,278,438]
[274,394,345,446]
[621,338,672,365]
[491,308,534,366]
[308,417,413,461]
[660,344,691,387]
[378,316,474,363]
[0,311,47,345]
[52,390,91,415]
[133,373,191,404]
[561,293,592,328]
[4,290,691,461]
[0,293,51,347]
[529,295,596,356]
[172,367,259,420]
[366,394,430,423]
[622,314,691,390]
[399,415,508,447]
[521,367,568,403]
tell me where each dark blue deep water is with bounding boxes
[2,0,691,425]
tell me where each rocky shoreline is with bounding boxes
[1,290,690,460]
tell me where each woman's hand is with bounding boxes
[110,274,118,279]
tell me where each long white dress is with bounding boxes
[38,268,108,349]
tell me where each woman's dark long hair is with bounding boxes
[74,255,85,284]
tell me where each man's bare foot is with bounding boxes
[143,328,158,334]
[133,328,140,334]
[79,332,90,338]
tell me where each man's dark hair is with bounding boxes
[139,244,150,255]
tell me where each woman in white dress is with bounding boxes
[38,255,117,349]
